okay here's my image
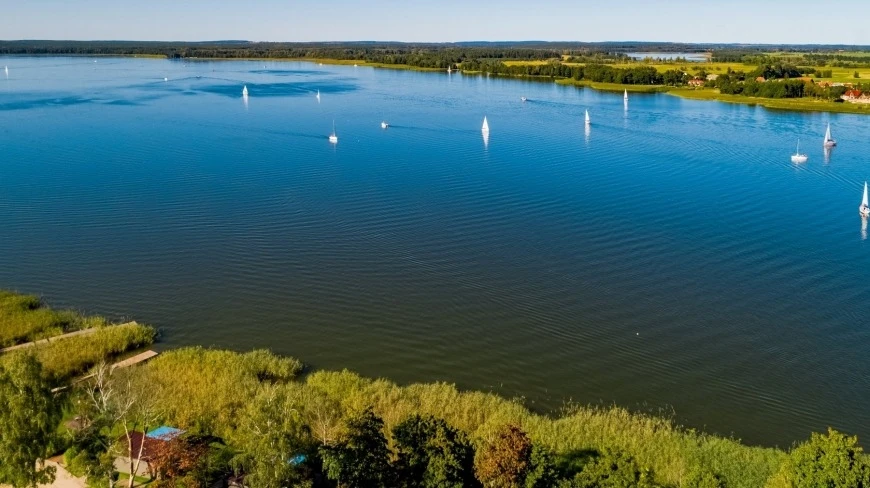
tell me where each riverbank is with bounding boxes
[5,290,870,487]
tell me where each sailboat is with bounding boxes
[585,110,591,126]
[242,85,248,97]
[447,66,452,74]
[381,121,389,129]
[521,96,527,102]
[316,90,321,102]
[4,66,7,77]
[481,116,490,133]
[823,123,837,147]
[328,121,338,144]
[860,182,870,217]
[790,139,807,163]
[624,89,628,101]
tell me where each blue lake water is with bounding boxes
[1,57,869,447]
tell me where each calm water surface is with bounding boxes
[1,57,869,447]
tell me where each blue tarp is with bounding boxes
[146,426,184,440]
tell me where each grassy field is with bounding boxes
[555,79,669,93]
[668,87,870,115]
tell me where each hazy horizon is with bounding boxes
[6,0,870,46]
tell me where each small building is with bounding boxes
[687,78,705,87]
[843,89,863,100]
[115,426,185,479]
[755,76,766,82]
[706,74,719,81]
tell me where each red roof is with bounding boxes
[119,432,168,462]
[845,89,863,98]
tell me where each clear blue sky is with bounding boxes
[6,0,870,45]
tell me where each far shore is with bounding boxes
[6,53,867,115]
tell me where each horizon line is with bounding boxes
[3,39,870,48]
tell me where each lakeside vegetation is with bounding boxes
[0,290,107,347]
[2,290,870,487]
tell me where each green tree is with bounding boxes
[787,428,870,487]
[230,386,311,488]
[0,354,62,487]
[524,445,559,488]
[569,449,655,488]
[854,71,861,78]
[393,415,477,488]
[320,408,394,488]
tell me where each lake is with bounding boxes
[627,52,709,61]
[1,57,869,448]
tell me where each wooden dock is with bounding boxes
[61,349,160,391]
[111,350,159,369]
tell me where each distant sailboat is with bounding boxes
[242,85,248,97]
[381,121,389,129]
[481,116,490,133]
[860,182,870,217]
[163,77,168,82]
[316,90,321,102]
[790,139,808,163]
[624,89,628,101]
[329,121,338,144]
[4,66,8,77]
[823,123,837,147]
[585,109,591,126]
[447,66,452,74]
[521,96,527,102]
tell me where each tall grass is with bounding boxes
[1,323,155,380]
[138,349,786,487]
[0,290,107,347]
[140,347,302,438]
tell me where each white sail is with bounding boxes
[242,85,248,97]
[482,116,489,132]
[863,182,869,208]
[585,109,591,125]
[823,123,836,147]
[316,90,321,102]
[624,89,628,100]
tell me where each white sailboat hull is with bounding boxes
[791,155,808,163]
[861,183,870,216]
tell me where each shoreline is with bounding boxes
[6,53,865,114]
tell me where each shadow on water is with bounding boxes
[385,124,477,135]
[248,69,330,76]
[0,96,97,111]
[197,81,358,98]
